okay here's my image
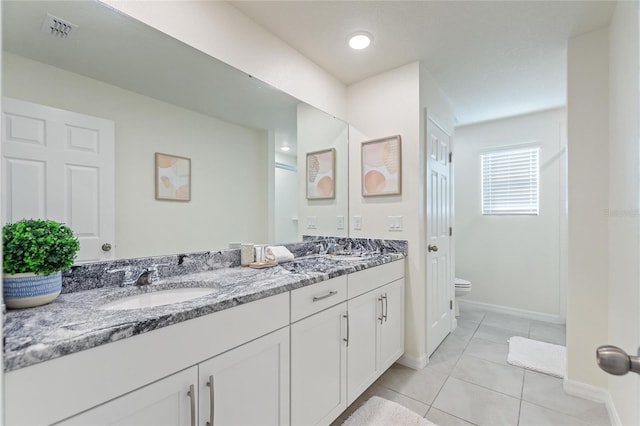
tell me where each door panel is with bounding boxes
[4,158,46,220]
[379,279,405,370]
[199,327,290,426]
[57,367,197,426]
[426,115,452,355]
[2,97,115,262]
[347,289,380,405]
[291,303,347,426]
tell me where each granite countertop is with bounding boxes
[3,253,404,372]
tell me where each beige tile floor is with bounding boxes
[332,305,611,426]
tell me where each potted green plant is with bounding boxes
[3,219,80,309]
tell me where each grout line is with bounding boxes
[523,400,601,425]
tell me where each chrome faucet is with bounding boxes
[107,265,161,287]
[133,266,159,286]
[317,241,338,255]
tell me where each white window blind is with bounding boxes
[481,147,539,215]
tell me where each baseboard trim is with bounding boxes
[563,378,619,426]
[458,299,565,324]
[397,353,427,370]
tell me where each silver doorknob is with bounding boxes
[101,243,112,252]
[596,345,640,375]
[428,244,439,252]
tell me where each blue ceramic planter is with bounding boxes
[3,271,62,309]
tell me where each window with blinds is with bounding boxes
[481,147,539,215]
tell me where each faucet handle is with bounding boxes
[140,265,161,284]
[106,268,135,287]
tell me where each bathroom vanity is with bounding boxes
[4,242,405,426]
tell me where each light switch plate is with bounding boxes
[353,215,362,230]
[388,215,403,231]
[307,216,317,229]
[336,215,345,230]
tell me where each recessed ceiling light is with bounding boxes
[280,144,291,152]
[348,32,372,50]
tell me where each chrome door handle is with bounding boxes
[206,375,214,426]
[343,313,350,347]
[378,296,384,324]
[596,345,640,375]
[428,244,439,252]
[382,294,388,322]
[187,384,196,426]
[313,290,338,302]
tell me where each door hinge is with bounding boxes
[449,227,453,236]
[449,152,452,163]
[450,300,453,310]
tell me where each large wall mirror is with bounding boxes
[2,0,348,261]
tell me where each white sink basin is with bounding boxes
[98,288,216,310]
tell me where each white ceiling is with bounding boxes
[229,1,616,126]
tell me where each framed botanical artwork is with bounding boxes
[361,135,402,197]
[306,148,336,199]
[155,152,191,201]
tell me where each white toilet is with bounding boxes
[454,277,472,317]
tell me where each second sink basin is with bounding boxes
[98,287,216,310]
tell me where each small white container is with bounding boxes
[255,245,266,263]
[241,243,254,266]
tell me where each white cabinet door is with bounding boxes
[291,302,347,426]
[2,97,115,262]
[346,278,405,404]
[198,327,290,426]
[379,279,405,371]
[57,367,198,426]
[346,289,381,405]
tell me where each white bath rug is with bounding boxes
[342,396,438,426]
[508,336,566,378]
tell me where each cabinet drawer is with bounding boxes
[291,275,347,322]
[348,259,404,299]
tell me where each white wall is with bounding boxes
[455,108,564,318]
[607,1,640,424]
[297,103,349,238]
[566,27,610,389]
[347,62,454,366]
[348,62,423,363]
[100,0,347,121]
[3,52,268,259]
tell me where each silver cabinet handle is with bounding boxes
[101,243,112,252]
[206,375,215,426]
[343,313,350,347]
[187,384,196,426]
[428,244,439,252]
[382,293,388,322]
[313,290,338,302]
[378,296,384,324]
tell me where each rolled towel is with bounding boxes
[266,245,294,263]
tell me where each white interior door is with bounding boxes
[426,115,453,355]
[274,164,298,243]
[2,97,115,262]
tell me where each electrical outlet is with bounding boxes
[307,216,317,229]
[353,215,362,231]
[388,216,403,231]
[336,215,345,230]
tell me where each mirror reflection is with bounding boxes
[2,0,348,261]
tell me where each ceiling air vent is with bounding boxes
[41,13,77,39]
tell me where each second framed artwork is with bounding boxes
[306,148,336,199]
[361,135,402,196]
[155,152,191,201]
